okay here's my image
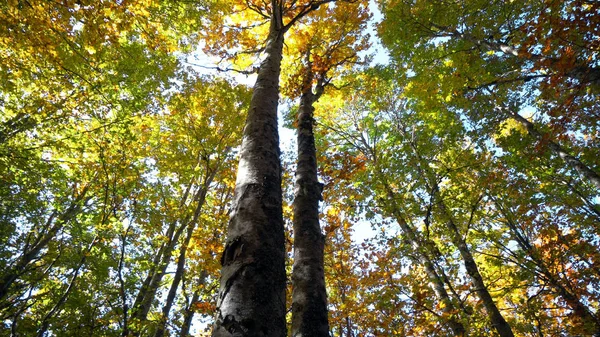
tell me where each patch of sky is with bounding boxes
[141,157,159,184]
[365,0,390,66]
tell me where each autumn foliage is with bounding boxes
[1,0,599,336]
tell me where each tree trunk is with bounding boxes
[291,78,329,337]
[499,106,600,190]
[154,170,215,337]
[397,120,515,337]
[382,186,466,336]
[495,201,600,336]
[211,8,287,337]
[180,287,201,337]
[130,174,205,331]
[443,212,514,337]
[357,117,467,336]
[130,219,187,326]
[36,236,97,337]
[0,186,90,303]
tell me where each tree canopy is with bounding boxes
[1,0,599,336]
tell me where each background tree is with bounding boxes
[2,1,599,336]
[280,3,370,336]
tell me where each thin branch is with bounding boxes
[183,61,259,75]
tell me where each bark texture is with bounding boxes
[291,83,330,337]
[211,11,286,337]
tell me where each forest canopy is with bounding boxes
[1,0,599,336]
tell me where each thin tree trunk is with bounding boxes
[382,185,466,336]
[119,227,131,337]
[0,186,91,302]
[394,118,515,337]
[36,236,97,337]
[179,275,206,337]
[495,200,600,335]
[357,117,467,336]
[130,174,202,330]
[211,6,287,337]
[180,292,199,337]
[152,218,196,337]
[504,108,600,190]
[130,219,187,325]
[441,208,515,337]
[291,73,329,337]
[154,169,216,337]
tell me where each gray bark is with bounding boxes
[358,117,467,336]
[291,76,330,337]
[211,7,287,337]
[130,220,187,325]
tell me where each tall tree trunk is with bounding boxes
[211,8,287,337]
[291,74,329,337]
[361,123,466,335]
[397,119,515,337]
[441,208,515,337]
[130,173,202,331]
[154,169,216,337]
[35,236,97,337]
[130,218,187,327]
[119,227,131,337]
[180,287,201,337]
[382,185,466,336]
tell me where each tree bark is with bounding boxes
[291,76,330,337]
[211,7,287,337]
[422,173,514,337]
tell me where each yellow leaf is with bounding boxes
[85,45,97,55]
